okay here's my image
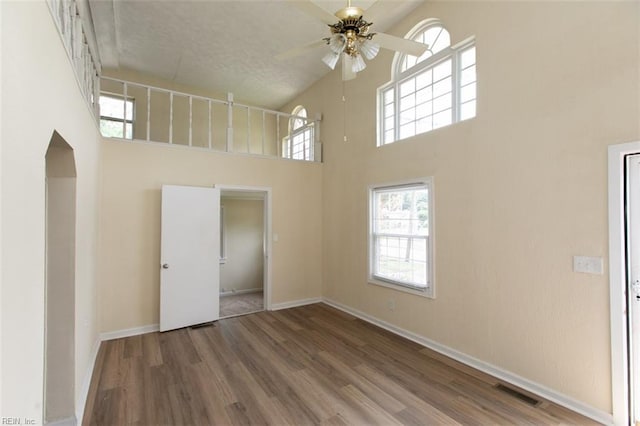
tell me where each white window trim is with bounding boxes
[368,178,435,299]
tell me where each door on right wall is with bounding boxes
[626,153,640,425]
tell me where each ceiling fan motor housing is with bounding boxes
[329,8,374,57]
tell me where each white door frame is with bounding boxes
[216,184,272,310]
[609,140,640,426]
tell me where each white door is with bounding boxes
[160,185,220,331]
[627,154,640,424]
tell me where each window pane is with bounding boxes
[383,88,395,105]
[383,87,395,105]
[400,94,416,111]
[384,130,395,144]
[400,79,416,97]
[428,28,450,55]
[100,119,124,138]
[416,69,432,89]
[100,96,125,119]
[461,65,476,86]
[384,116,395,130]
[460,46,476,69]
[460,82,476,103]
[415,86,433,105]
[416,117,432,133]
[460,100,476,120]
[372,185,430,288]
[400,108,415,125]
[124,100,134,121]
[400,25,451,72]
[400,123,415,139]
[384,103,394,118]
[433,59,452,82]
[433,109,452,129]
[415,101,432,120]
[433,93,452,114]
[433,76,452,98]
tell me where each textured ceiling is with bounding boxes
[89,0,423,109]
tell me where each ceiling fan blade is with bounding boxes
[342,54,356,81]
[362,0,386,24]
[275,39,326,61]
[374,32,428,57]
[288,0,338,25]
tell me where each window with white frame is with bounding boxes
[283,106,314,161]
[378,20,476,146]
[99,94,134,139]
[369,180,434,297]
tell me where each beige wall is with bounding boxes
[220,198,264,293]
[98,141,322,332]
[284,0,639,415]
[1,1,101,422]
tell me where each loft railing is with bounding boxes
[47,0,101,118]
[99,77,322,162]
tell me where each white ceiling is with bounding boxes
[88,0,423,109]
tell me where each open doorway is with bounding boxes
[44,131,77,424]
[219,188,269,318]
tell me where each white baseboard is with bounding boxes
[221,287,263,297]
[74,337,100,425]
[99,324,159,341]
[322,298,613,425]
[270,297,322,311]
[45,416,76,426]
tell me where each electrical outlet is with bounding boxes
[573,256,604,275]
[387,298,395,311]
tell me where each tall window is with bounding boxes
[369,179,434,297]
[378,20,476,146]
[99,94,134,139]
[283,106,314,161]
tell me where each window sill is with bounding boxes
[368,278,435,299]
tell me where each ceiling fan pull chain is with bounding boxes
[342,82,348,142]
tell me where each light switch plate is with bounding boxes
[573,256,604,275]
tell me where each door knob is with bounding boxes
[632,280,640,300]
[162,263,169,269]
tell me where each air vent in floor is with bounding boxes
[494,383,541,406]
[190,322,215,329]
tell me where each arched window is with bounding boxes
[378,20,476,146]
[283,106,314,161]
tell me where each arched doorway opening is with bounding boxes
[44,131,77,424]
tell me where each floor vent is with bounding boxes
[190,322,215,329]
[494,383,541,406]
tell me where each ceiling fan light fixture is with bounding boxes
[322,51,341,70]
[352,53,367,73]
[328,33,347,54]
[359,38,379,60]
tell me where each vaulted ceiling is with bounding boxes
[88,0,423,109]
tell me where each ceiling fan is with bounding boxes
[277,0,428,81]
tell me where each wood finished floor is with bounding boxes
[83,303,599,425]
